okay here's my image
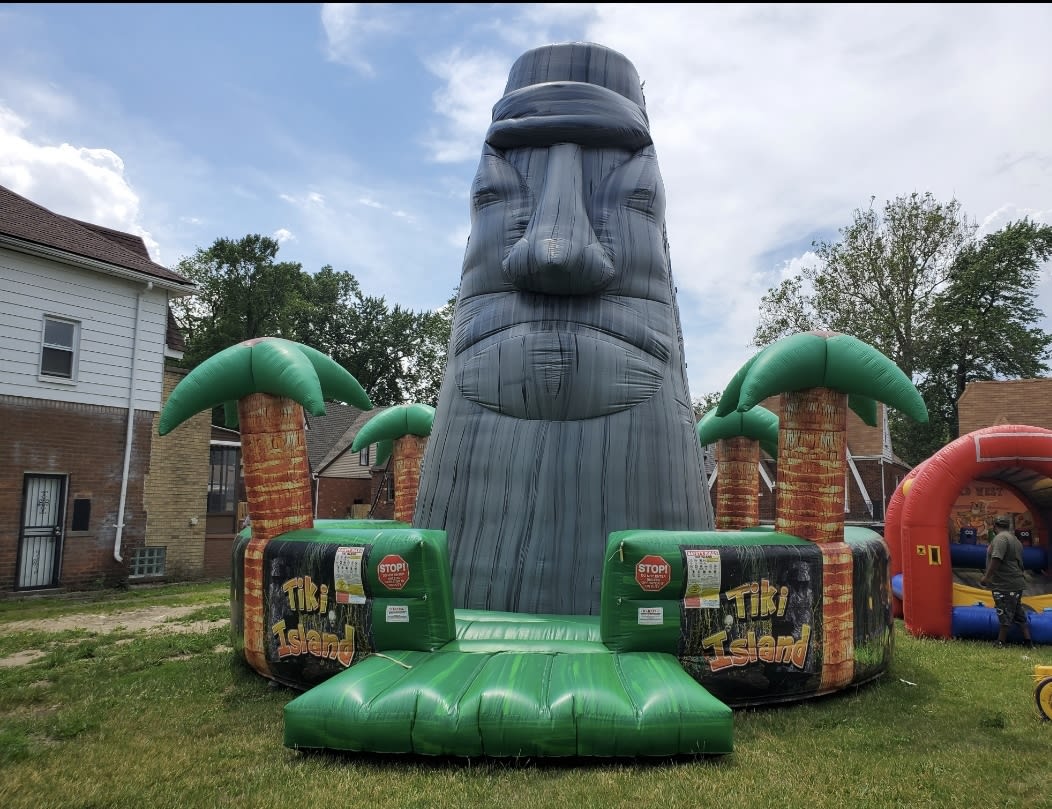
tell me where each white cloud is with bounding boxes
[423,48,512,163]
[0,102,162,258]
[321,3,403,76]
[452,3,1052,396]
[3,3,1050,401]
[273,228,295,244]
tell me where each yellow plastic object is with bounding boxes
[951,582,1052,612]
[1035,665,1052,721]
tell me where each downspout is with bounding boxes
[114,280,152,562]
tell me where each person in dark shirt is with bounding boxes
[979,516,1034,649]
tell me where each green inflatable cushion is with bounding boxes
[284,649,733,757]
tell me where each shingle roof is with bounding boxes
[314,407,391,475]
[304,402,370,470]
[0,182,195,290]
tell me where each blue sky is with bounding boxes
[2,3,1051,399]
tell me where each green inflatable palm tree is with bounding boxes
[351,403,435,523]
[717,330,926,690]
[159,337,371,677]
[696,406,778,529]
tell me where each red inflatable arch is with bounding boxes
[883,463,923,620]
[890,424,1052,638]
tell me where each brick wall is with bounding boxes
[957,378,1052,436]
[142,366,210,581]
[1,394,153,593]
[316,476,374,519]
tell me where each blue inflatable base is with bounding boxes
[891,573,1052,644]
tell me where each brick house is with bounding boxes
[0,183,196,593]
[308,405,395,521]
[144,390,402,585]
[139,365,212,582]
[957,378,1052,435]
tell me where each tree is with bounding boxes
[753,194,1052,465]
[403,289,457,407]
[171,236,456,413]
[172,235,308,369]
[754,192,974,378]
[695,406,778,529]
[692,390,722,421]
[351,403,435,523]
[915,219,1052,456]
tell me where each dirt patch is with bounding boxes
[0,650,47,668]
[0,604,227,636]
[0,604,229,668]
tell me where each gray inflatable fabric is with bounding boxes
[414,42,714,614]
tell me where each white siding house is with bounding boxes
[0,183,197,592]
[0,250,172,410]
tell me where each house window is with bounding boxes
[359,446,371,466]
[386,474,395,503]
[40,315,79,380]
[130,546,166,577]
[208,445,240,513]
[71,498,92,532]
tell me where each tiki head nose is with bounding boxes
[502,144,614,295]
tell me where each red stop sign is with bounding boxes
[377,554,409,590]
[635,554,670,591]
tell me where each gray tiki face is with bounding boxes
[415,43,711,614]
[450,45,677,422]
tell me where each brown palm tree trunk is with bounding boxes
[237,392,315,677]
[716,437,760,529]
[392,434,427,524]
[776,387,854,690]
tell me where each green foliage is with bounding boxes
[754,195,1052,464]
[691,391,722,420]
[171,236,456,415]
[922,219,1052,434]
[752,276,817,350]
[172,235,308,368]
[755,192,974,377]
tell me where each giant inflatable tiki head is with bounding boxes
[415,42,713,613]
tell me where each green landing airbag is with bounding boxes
[283,649,732,757]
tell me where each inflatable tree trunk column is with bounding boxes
[237,392,315,676]
[716,437,761,530]
[696,405,778,531]
[392,434,427,524]
[776,387,854,690]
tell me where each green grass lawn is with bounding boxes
[0,582,1048,809]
